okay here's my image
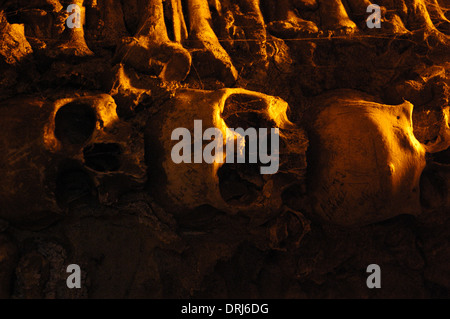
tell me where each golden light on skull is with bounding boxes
[0,0,449,299]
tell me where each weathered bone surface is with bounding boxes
[114,0,191,82]
[47,0,94,58]
[146,88,307,218]
[0,94,146,225]
[0,11,32,65]
[306,90,427,226]
[423,106,450,154]
[186,0,238,85]
[0,0,449,299]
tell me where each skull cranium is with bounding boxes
[145,88,308,219]
[304,89,450,226]
[0,93,146,225]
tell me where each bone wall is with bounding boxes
[0,0,449,298]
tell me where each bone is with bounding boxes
[145,88,307,216]
[346,0,373,16]
[186,0,238,85]
[51,0,94,57]
[115,0,191,82]
[96,0,129,46]
[307,90,427,226]
[270,0,289,21]
[170,0,189,43]
[0,96,62,224]
[266,0,319,37]
[423,107,450,154]
[292,0,318,11]
[319,0,358,34]
[208,0,224,12]
[425,0,450,33]
[404,0,438,31]
[383,13,410,34]
[0,11,33,65]
[137,0,170,39]
[0,94,146,225]
[371,1,404,13]
[236,0,268,60]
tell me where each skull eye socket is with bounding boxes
[222,94,276,129]
[54,102,97,145]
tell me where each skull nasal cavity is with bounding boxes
[83,143,122,172]
[217,163,262,206]
[54,102,97,145]
[222,94,276,129]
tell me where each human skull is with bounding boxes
[305,89,450,226]
[0,93,146,225]
[145,88,308,219]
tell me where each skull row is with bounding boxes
[0,88,448,227]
